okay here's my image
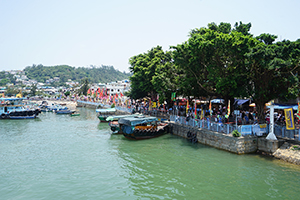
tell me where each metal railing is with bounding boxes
[169,115,300,141]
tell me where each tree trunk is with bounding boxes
[255,100,266,123]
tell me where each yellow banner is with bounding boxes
[152,102,156,108]
[284,108,295,130]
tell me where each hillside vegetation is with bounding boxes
[24,64,131,84]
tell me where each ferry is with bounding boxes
[0,97,41,119]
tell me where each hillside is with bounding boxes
[24,64,131,84]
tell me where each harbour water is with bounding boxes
[1,108,300,199]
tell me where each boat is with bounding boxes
[96,107,116,122]
[0,97,41,119]
[70,111,80,116]
[55,109,74,114]
[118,116,169,140]
[106,114,142,133]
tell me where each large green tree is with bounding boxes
[129,46,177,101]
[245,38,300,122]
[172,22,255,111]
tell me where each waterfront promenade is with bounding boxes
[28,99,300,166]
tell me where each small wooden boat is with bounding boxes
[96,107,116,122]
[55,109,73,114]
[118,116,169,140]
[70,111,80,116]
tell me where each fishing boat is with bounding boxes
[118,116,169,140]
[106,114,142,133]
[55,109,74,114]
[70,111,80,116]
[96,107,116,122]
[0,97,41,119]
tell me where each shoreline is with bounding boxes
[28,99,300,166]
[28,99,77,111]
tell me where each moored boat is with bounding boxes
[0,97,41,119]
[70,111,80,116]
[106,114,142,133]
[96,107,116,122]
[55,109,74,114]
[118,116,169,140]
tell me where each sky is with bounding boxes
[0,0,299,73]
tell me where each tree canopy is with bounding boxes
[128,21,300,122]
[24,64,131,85]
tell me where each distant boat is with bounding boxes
[0,97,41,119]
[96,107,116,122]
[70,111,80,116]
[55,109,73,114]
[118,116,169,140]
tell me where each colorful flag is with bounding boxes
[297,102,300,120]
[171,92,176,101]
[120,92,124,97]
[87,89,90,94]
[209,101,212,116]
[186,100,189,114]
[284,108,295,130]
[227,100,230,116]
[194,101,197,118]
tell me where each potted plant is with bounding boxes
[232,130,241,137]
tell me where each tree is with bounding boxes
[79,78,90,96]
[245,39,300,122]
[172,22,256,112]
[233,21,252,36]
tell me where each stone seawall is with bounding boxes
[170,122,258,154]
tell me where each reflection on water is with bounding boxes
[1,108,300,199]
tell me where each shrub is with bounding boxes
[111,103,115,108]
[232,130,241,137]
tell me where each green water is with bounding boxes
[1,108,300,200]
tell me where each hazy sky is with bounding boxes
[0,0,299,72]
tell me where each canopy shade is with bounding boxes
[95,108,116,113]
[119,116,157,126]
[267,104,298,110]
[211,99,224,104]
[234,99,250,106]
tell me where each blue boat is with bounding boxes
[118,116,169,140]
[0,97,41,119]
[55,109,74,114]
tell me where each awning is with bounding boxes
[211,99,224,104]
[267,104,298,110]
[234,99,250,106]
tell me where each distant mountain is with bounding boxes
[24,64,131,84]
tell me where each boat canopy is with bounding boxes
[119,116,158,126]
[106,114,142,121]
[95,108,116,113]
[0,97,25,101]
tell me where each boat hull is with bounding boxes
[9,115,37,119]
[121,124,169,140]
[98,116,109,122]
